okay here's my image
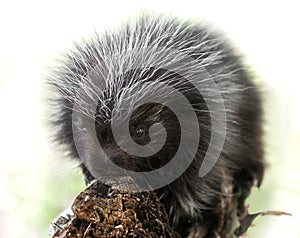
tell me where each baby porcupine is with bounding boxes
[49,15,264,236]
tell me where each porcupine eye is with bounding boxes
[134,127,145,138]
[131,124,150,146]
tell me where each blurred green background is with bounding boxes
[0,0,299,237]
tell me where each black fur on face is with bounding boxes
[95,102,181,172]
[93,67,205,174]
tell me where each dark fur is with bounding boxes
[49,16,264,236]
